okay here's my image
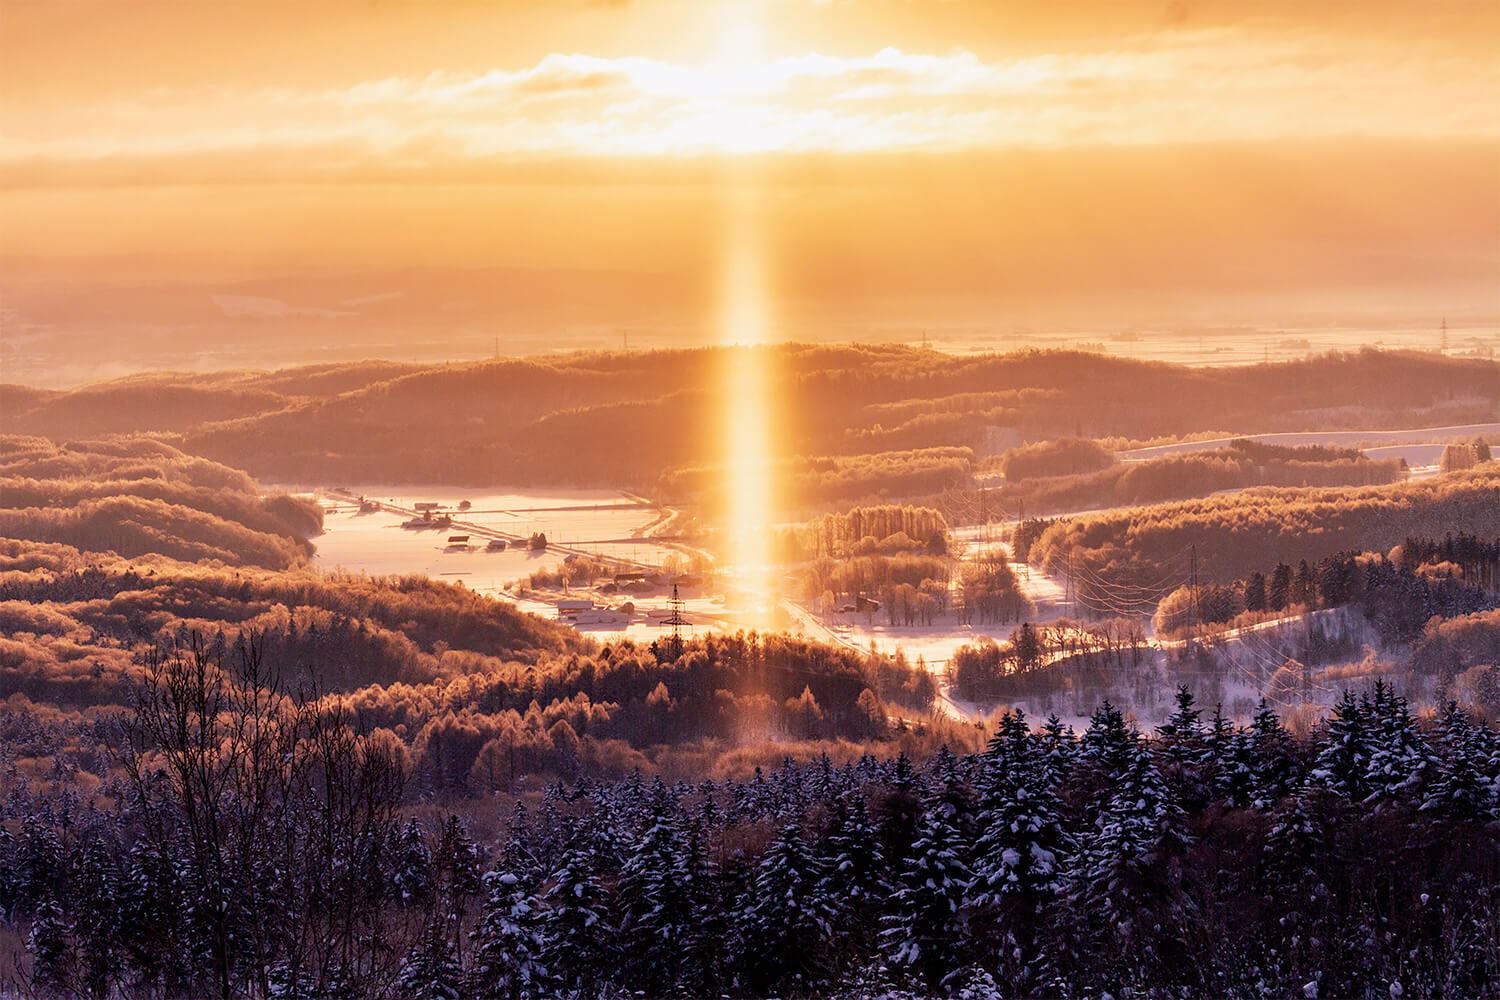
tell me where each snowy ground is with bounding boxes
[307,486,681,584]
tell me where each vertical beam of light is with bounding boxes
[721,164,776,627]
[717,0,775,628]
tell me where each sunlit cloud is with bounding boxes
[1,28,1495,177]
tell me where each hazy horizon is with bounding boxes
[4,0,1497,386]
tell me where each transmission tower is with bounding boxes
[662,583,689,657]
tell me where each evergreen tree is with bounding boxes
[1421,702,1499,822]
[1269,562,1293,611]
[968,718,1071,990]
[394,818,435,909]
[1293,559,1317,607]
[818,792,890,956]
[71,834,122,999]
[0,822,16,917]
[1363,682,1437,805]
[1064,742,1192,990]
[614,797,696,994]
[1157,686,1205,749]
[1248,700,1301,808]
[873,752,923,866]
[678,827,725,994]
[739,822,832,993]
[118,839,193,996]
[469,869,548,999]
[1078,700,1134,783]
[1158,687,1215,807]
[16,815,64,912]
[397,919,464,1000]
[28,895,74,998]
[1260,790,1330,993]
[1244,571,1268,612]
[435,815,483,961]
[540,840,611,992]
[882,787,974,990]
[1039,714,1076,774]
[1312,690,1375,799]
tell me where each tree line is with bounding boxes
[6,674,1497,999]
[1153,536,1499,645]
[1029,465,1500,614]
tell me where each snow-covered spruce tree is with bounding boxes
[436,814,484,962]
[680,825,729,994]
[16,814,64,913]
[737,821,833,993]
[117,838,193,996]
[540,837,611,993]
[968,713,1072,991]
[1062,738,1193,992]
[1249,699,1303,809]
[881,778,975,990]
[397,917,465,1000]
[27,894,74,998]
[1157,687,1215,809]
[393,817,435,909]
[872,751,924,872]
[1311,690,1374,799]
[1077,700,1135,787]
[927,744,979,845]
[818,790,891,964]
[70,832,123,999]
[981,709,1034,774]
[1039,713,1076,775]
[1221,725,1259,809]
[1201,702,1248,805]
[613,794,697,994]
[1422,702,1499,822]
[0,821,16,916]
[1157,686,1206,754]
[469,867,548,999]
[265,959,317,1000]
[1258,788,1333,996]
[1363,681,1437,807]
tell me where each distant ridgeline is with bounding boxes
[3,346,1494,506]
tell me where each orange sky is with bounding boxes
[2,0,1497,360]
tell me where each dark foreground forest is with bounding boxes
[4,643,1497,1000]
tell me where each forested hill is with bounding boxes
[3,346,1494,490]
[0,435,321,570]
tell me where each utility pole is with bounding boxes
[1440,317,1449,354]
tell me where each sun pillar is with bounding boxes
[720,162,776,627]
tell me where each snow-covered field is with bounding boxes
[308,486,679,585]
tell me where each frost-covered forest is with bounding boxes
[5,650,1497,999]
